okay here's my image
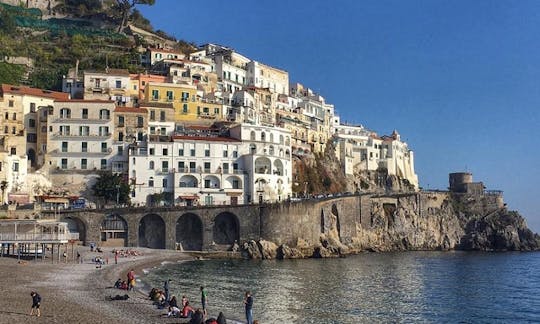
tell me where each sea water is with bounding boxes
[145,251,540,323]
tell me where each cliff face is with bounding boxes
[244,193,540,259]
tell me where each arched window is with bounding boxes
[148,177,154,187]
[279,135,284,144]
[285,136,290,146]
[270,133,274,143]
[250,131,256,141]
[261,132,266,142]
[60,108,71,119]
[269,146,274,155]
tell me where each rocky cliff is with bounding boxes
[242,192,540,259]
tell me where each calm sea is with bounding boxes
[144,252,540,323]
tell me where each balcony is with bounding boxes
[50,133,111,140]
[48,149,111,157]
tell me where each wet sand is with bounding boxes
[0,247,199,324]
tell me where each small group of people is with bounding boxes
[113,278,129,290]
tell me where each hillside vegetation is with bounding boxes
[0,0,196,89]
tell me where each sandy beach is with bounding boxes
[0,247,211,324]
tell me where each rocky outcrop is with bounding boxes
[243,192,540,259]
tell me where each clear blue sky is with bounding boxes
[138,0,540,231]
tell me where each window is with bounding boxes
[189,161,196,172]
[118,116,125,127]
[12,113,16,120]
[160,111,166,121]
[150,110,155,121]
[190,148,195,156]
[82,108,88,119]
[149,161,154,169]
[118,132,124,141]
[101,142,108,153]
[149,177,154,187]
[163,148,168,156]
[10,147,16,155]
[214,108,219,115]
[223,150,228,158]
[79,126,89,136]
[181,92,189,102]
[11,127,16,134]
[205,149,210,157]
[61,142,68,153]
[162,178,168,188]
[250,131,256,141]
[8,100,13,107]
[233,150,238,158]
[118,146,123,155]
[101,159,107,170]
[151,89,159,100]
[28,119,35,128]
[233,163,238,172]
[204,162,210,173]
[99,109,110,120]
[149,148,155,155]
[60,108,71,119]
[81,142,87,152]
[30,103,36,113]
[178,147,184,156]
[26,133,37,143]
[60,125,70,136]
[222,163,229,174]
[4,112,7,120]
[261,132,266,142]
[61,159,67,169]
[232,179,240,189]
[81,159,87,169]
[162,161,168,172]
[182,104,188,113]
[115,80,122,89]
[99,126,109,136]
[178,161,185,170]
[166,90,173,101]
[204,179,211,188]
[137,116,144,127]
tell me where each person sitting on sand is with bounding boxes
[189,308,204,324]
[166,306,181,317]
[205,318,218,324]
[114,279,122,289]
[182,295,189,307]
[120,281,128,290]
[169,296,179,308]
[180,301,194,318]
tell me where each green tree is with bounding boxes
[92,171,131,207]
[0,62,25,85]
[115,0,155,32]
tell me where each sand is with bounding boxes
[0,247,207,324]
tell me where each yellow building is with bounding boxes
[145,82,223,124]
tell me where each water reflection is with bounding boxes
[145,252,540,323]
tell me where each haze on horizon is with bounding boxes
[138,0,540,231]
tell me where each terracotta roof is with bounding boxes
[172,135,240,142]
[55,99,114,103]
[115,107,148,113]
[1,84,69,100]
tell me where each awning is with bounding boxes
[44,198,69,204]
[178,195,199,200]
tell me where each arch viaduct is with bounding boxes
[42,195,386,250]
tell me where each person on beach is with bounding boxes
[189,308,204,324]
[114,250,118,264]
[127,269,135,291]
[244,291,253,324]
[216,312,227,324]
[167,306,181,318]
[164,279,171,302]
[181,301,194,318]
[76,251,80,263]
[114,279,122,289]
[200,286,207,314]
[29,291,41,317]
[169,296,178,308]
[182,295,188,307]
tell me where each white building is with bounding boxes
[83,69,131,106]
[47,100,116,171]
[335,124,418,190]
[246,61,289,95]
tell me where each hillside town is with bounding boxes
[0,41,419,208]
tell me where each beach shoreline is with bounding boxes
[0,247,202,324]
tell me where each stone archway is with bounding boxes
[213,212,239,245]
[61,216,87,244]
[176,213,203,251]
[101,214,128,247]
[138,214,166,249]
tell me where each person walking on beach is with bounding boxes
[200,286,208,315]
[114,250,118,264]
[244,291,253,324]
[127,269,135,291]
[29,291,41,317]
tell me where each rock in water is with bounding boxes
[243,240,262,259]
[257,240,278,259]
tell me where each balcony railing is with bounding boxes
[0,232,79,242]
